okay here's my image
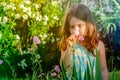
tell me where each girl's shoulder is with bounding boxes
[97,40,105,54]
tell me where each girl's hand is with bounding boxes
[67,34,77,47]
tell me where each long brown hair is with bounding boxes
[58,4,99,56]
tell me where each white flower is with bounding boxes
[43,41,46,44]
[1,2,6,6]
[34,3,39,9]
[50,33,53,36]
[15,14,20,19]
[56,38,60,41]
[39,34,42,37]
[24,0,31,5]
[31,13,35,18]
[22,14,28,20]
[27,11,32,17]
[43,21,47,25]
[44,15,49,21]
[6,5,11,10]
[12,6,16,11]
[41,36,44,41]
[43,34,47,39]
[3,16,8,23]
[20,3,24,9]
[52,1,58,6]
[36,15,42,21]
[53,16,59,20]
[51,38,55,43]
[23,7,28,13]
[16,35,20,40]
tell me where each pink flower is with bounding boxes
[72,30,79,36]
[51,72,57,77]
[33,36,40,44]
[55,65,60,73]
[78,36,84,41]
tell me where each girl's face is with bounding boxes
[69,16,86,37]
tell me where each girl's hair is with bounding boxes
[58,4,99,56]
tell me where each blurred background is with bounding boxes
[0,0,120,79]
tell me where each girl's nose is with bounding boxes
[74,25,79,31]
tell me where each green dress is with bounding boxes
[62,42,96,80]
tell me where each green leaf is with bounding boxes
[61,61,67,80]
[72,53,78,80]
[110,68,116,80]
[96,49,102,80]
[84,62,91,80]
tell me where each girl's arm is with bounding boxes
[98,41,108,80]
[60,35,76,68]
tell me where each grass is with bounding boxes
[0,71,120,80]
[109,71,120,80]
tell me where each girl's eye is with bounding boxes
[78,24,82,28]
[78,24,84,28]
[70,26,74,29]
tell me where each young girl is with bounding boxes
[58,4,108,80]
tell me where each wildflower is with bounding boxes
[0,59,3,65]
[55,65,60,73]
[15,14,20,19]
[18,59,27,70]
[72,30,79,36]
[38,73,45,78]
[78,36,84,41]
[51,38,55,43]
[51,72,57,77]
[15,34,20,40]
[52,1,58,6]
[33,36,40,44]
[22,14,28,20]
[43,21,47,25]
[36,15,42,21]
[20,3,24,9]
[53,16,59,20]
[3,16,8,23]
[27,11,32,17]
[42,41,46,44]
[24,0,31,5]
[44,15,49,21]
[34,3,39,9]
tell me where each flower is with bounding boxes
[51,72,57,77]
[72,30,79,36]
[33,36,40,44]
[22,14,28,20]
[44,15,49,21]
[24,0,31,5]
[78,36,84,41]
[55,65,60,73]
[15,14,20,19]
[53,16,59,20]
[15,34,20,40]
[0,59,3,65]
[3,16,8,23]
[38,73,45,78]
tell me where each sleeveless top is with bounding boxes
[61,42,97,80]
